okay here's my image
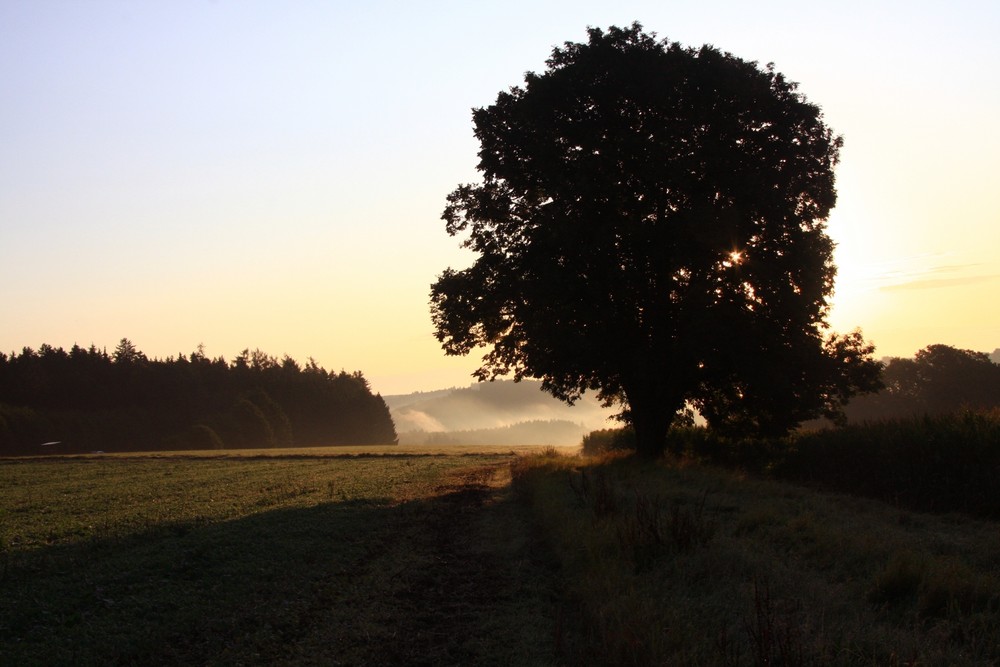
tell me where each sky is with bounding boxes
[2,1,998,396]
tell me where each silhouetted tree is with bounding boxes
[697,329,882,436]
[912,344,1000,411]
[430,23,879,456]
[845,344,1000,421]
[112,338,144,364]
[281,355,301,373]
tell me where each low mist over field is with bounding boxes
[385,380,615,446]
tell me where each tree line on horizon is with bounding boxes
[0,339,398,455]
[837,343,1000,423]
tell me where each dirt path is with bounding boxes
[380,464,523,664]
[278,461,564,666]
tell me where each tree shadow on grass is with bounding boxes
[1,484,561,666]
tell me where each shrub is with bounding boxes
[581,427,636,455]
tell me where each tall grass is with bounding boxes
[512,449,1000,665]
[584,409,1000,519]
[783,409,1000,517]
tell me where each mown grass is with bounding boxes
[0,450,561,665]
[513,449,1000,665]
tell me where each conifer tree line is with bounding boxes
[0,339,397,454]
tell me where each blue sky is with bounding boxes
[2,1,998,394]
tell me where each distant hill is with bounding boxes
[382,388,455,412]
[399,419,589,447]
[385,380,616,446]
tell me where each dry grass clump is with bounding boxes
[870,550,999,620]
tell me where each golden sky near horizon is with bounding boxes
[1,1,998,395]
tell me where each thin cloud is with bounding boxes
[859,255,998,292]
[879,272,1000,292]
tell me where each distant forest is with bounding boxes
[822,344,1000,425]
[0,339,397,455]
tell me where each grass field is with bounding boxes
[3,446,999,665]
[0,447,563,665]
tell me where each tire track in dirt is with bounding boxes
[378,462,543,665]
[368,462,556,666]
[281,461,563,666]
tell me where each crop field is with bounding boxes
[0,447,563,665]
[3,445,1000,665]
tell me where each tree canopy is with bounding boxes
[843,344,1000,421]
[430,24,881,456]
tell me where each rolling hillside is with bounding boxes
[384,380,615,446]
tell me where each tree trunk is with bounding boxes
[631,410,671,459]
[626,384,682,459]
